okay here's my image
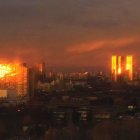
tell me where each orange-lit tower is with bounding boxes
[16,63,28,96]
[111,55,133,81]
[126,56,133,80]
[0,63,28,97]
[38,62,46,82]
[112,56,117,80]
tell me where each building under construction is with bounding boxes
[0,63,28,98]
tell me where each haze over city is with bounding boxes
[0,0,140,70]
[1,1,140,139]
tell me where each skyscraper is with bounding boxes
[0,63,28,97]
[38,62,46,82]
[111,55,133,81]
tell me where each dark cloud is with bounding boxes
[0,0,140,69]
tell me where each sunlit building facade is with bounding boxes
[111,55,133,81]
[0,63,28,97]
[38,62,46,82]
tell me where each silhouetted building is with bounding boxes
[28,66,39,97]
[38,62,46,82]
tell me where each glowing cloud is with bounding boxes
[67,37,138,55]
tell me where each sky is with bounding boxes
[0,0,140,71]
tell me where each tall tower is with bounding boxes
[0,63,28,97]
[16,63,28,96]
[111,55,133,81]
[38,62,46,82]
[126,56,133,80]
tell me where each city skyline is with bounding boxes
[0,0,140,69]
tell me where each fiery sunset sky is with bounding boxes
[0,0,140,70]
